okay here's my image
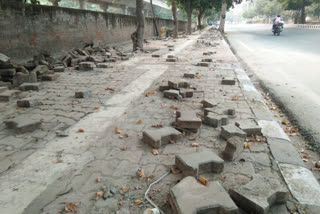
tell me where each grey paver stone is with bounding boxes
[179,89,193,98]
[268,137,304,167]
[152,54,160,58]
[197,62,209,67]
[0,87,7,93]
[143,127,181,149]
[229,174,289,214]
[169,176,238,214]
[166,58,177,62]
[204,112,228,128]
[183,73,195,78]
[202,58,213,62]
[97,63,113,68]
[176,110,202,129]
[202,99,219,108]
[221,124,246,140]
[176,149,224,177]
[41,74,59,81]
[0,90,20,102]
[19,83,41,91]
[79,62,96,71]
[75,91,92,99]
[159,85,170,91]
[235,119,262,136]
[163,89,181,100]
[4,115,42,134]
[222,77,236,85]
[0,68,16,76]
[53,66,65,73]
[222,136,244,161]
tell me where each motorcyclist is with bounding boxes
[272,15,284,30]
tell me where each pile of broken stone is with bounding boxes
[142,73,288,213]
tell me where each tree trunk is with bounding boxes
[131,0,145,51]
[172,0,178,39]
[219,0,227,33]
[300,0,306,24]
[150,0,159,36]
[197,12,202,30]
[186,0,192,34]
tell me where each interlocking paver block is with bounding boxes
[202,99,219,108]
[159,84,170,91]
[166,58,177,62]
[97,63,113,68]
[168,80,190,89]
[19,83,41,91]
[179,89,193,98]
[183,73,195,78]
[235,119,262,136]
[197,62,209,67]
[229,175,289,214]
[17,98,38,108]
[4,115,42,134]
[204,107,235,117]
[204,112,228,128]
[222,77,236,85]
[222,136,244,161]
[176,150,224,177]
[176,111,202,129]
[221,124,246,140]
[163,89,181,100]
[202,58,213,62]
[143,127,181,149]
[75,91,92,98]
[53,66,65,73]
[152,54,160,58]
[41,74,59,81]
[169,177,238,214]
[0,90,20,102]
[79,62,96,71]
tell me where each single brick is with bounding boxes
[222,77,236,85]
[53,66,65,73]
[176,111,202,129]
[166,58,177,62]
[222,136,244,161]
[176,150,224,177]
[97,63,113,68]
[229,175,289,214]
[202,58,213,62]
[235,119,262,136]
[41,74,59,81]
[152,54,160,58]
[183,73,195,78]
[163,89,181,100]
[17,99,32,108]
[204,112,228,128]
[143,127,181,149]
[169,177,238,214]
[197,62,209,67]
[75,91,92,99]
[202,99,220,108]
[159,85,170,91]
[4,115,42,134]
[19,83,41,91]
[0,90,20,102]
[179,89,193,98]
[79,62,96,71]
[221,124,246,140]
[167,55,175,59]
[105,58,116,63]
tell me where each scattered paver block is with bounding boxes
[229,174,289,214]
[202,99,219,108]
[183,73,195,78]
[169,177,238,214]
[179,89,193,98]
[41,74,59,81]
[168,45,175,48]
[0,90,20,102]
[16,98,38,108]
[204,107,235,117]
[235,119,262,136]
[105,58,116,63]
[159,84,170,91]
[222,136,244,161]
[222,77,236,85]
[4,115,42,133]
[279,163,320,207]
[204,112,228,128]
[53,66,65,73]
[166,58,177,62]
[163,89,181,100]
[0,68,16,77]
[168,80,190,89]
[19,83,41,91]
[176,150,224,177]
[202,58,213,62]
[121,56,129,61]
[97,63,113,68]
[168,80,179,89]
[197,62,209,67]
[75,91,92,98]
[79,62,96,71]
[143,127,181,149]
[176,111,202,129]
[167,55,175,59]
[152,54,160,58]
[169,48,175,51]
[221,124,246,140]
[0,87,7,93]
[268,138,304,167]
[178,81,190,88]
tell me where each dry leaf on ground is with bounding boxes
[121,186,130,193]
[192,142,199,147]
[152,124,163,128]
[137,120,142,124]
[152,149,159,155]
[121,146,128,151]
[244,142,251,149]
[169,140,175,144]
[189,137,197,141]
[232,96,239,101]
[91,190,104,200]
[64,202,77,212]
[281,120,290,125]
[96,177,101,183]
[135,199,143,205]
[115,127,122,134]
[77,128,84,133]
[94,106,100,110]
[136,168,145,178]
[170,167,181,174]
[198,175,208,186]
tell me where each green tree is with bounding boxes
[279,0,312,23]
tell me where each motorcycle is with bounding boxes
[272,22,284,36]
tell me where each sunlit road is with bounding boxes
[226,24,320,144]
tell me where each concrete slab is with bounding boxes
[258,120,290,141]
[169,177,238,214]
[268,137,304,167]
[176,149,224,177]
[279,163,320,207]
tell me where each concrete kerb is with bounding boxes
[221,33,320,210]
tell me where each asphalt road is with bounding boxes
[225,24,320,146]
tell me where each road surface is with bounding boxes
[226,24,320,147]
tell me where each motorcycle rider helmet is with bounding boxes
[277,15,281,17]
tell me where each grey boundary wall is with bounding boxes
[0,0,187,62]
